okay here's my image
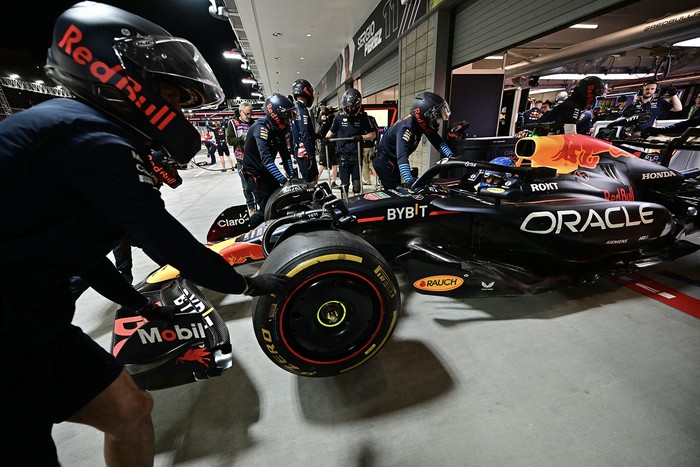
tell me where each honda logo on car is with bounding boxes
[387,204,428,220]
[641,170,676,180]
[413,275,464,291]
[520,204,654,234]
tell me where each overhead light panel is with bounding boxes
[241,77,257,84]
[485,55,503,60]
[540,73,654,80]
[570,23,598,29]
[674,37,700,47]
[528,87,566,95]
[9,74,19,79]
[223,49,242,60]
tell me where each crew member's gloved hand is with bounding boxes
[244,274,290,296]
[353,135,364,142]
[661,86,677,97]
[640,127,662,138]
[137,300,178,322]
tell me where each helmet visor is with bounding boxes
[114,36,225,109]
[428,101,451,121]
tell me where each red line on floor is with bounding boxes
[610,273,700,319]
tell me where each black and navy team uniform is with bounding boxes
[214,125,230,156]
[373,115,453,189]
[536,99,581,135]
[0,99,250,457]
[291,100,319,182]
[242,115,294,227]
[329,110,375,191]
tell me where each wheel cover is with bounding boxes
[279,270,384,364]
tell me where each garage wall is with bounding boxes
[361,50,400,98]
[451,0,630,67]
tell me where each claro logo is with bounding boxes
[57,24,176,131]
[520,204,654,234]
[413,275,464,292]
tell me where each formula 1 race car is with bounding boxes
[114,134,700,386]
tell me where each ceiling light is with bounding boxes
[223,49,242,60]
[241,77,257,84]
[673,37,700,47]
[300,57,305,60]
[485,55,503,60]
[306,34,312,37]
[296,71,300,74]
[528,87,566,95]
[540,73,654,80]
[9,74,19,79]
[570,23,598,29]
[34,80,44,85]
[251,92,263,98]
[272,32,283,36]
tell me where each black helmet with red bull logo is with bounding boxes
[342,88,362,115]
[292,79,314,106]
[411,92,450,134]
[45,2,225,163]
[264,93,295,130]
[572,76,607,109]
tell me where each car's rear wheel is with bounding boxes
[252,230,401,377]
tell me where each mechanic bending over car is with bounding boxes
[0,3,287,466]
[372,91,454,189]
[535,76,607,136]
[242,93,297,228]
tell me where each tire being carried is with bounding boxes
[252,230,401,377]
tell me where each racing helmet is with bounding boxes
[45,2,225,163]
[342,88,362,115]
[264,93,295,130]
[292,79,314,106]
[573,76,607,108]
[481,156,515,187]
[411,92,450,134]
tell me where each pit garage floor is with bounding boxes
[55,150,700,467]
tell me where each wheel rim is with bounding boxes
[279,270,384,364]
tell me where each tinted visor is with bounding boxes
[114,36,225,109]
[427,101,451,121]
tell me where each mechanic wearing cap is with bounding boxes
[372,91,454,189]
[0,3,287,465]
[325,88,376,195]
[290,79,320,183]
[536,76,607,135]
[242,93,296,227]
[624,82,682,132]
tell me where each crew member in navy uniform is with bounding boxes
[624,81,682,132]
[214,121,235,171]
[325,88,376,195]
[372,91,454,189]
[290,79,319,183]
[536,76,606,135]
[0,4,287,465]
[227,102,257,215]
[242,93,296,228]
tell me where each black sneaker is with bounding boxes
[331,181,339,189]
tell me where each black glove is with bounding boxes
[244,274,290,296]
[137,300,178,322]
[640,127,661,138]
[660,86,677,97]
[353,135,364,142]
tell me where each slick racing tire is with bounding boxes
[252,230,401,377]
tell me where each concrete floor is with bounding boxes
[54,150,700,466]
